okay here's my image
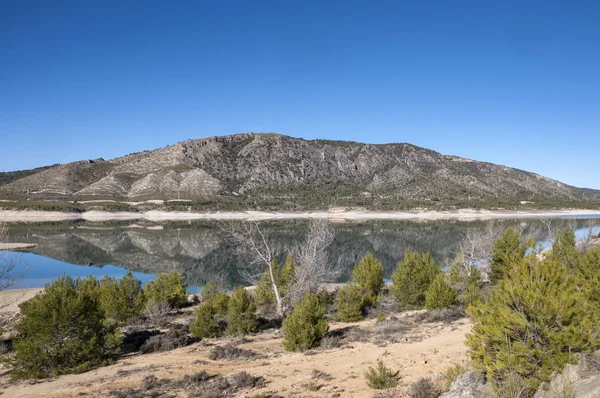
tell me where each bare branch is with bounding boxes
[287,219,337,307]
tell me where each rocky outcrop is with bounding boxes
[534,351,600,398]
[439,371,493,398]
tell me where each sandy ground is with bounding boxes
[0,243,38,250]
[1,208,599,223]
[0,289,471,398]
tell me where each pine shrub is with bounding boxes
[97,272,145,325]
[490,228,525,283]
[425,274,458,310]
[390,251,440,307]
[282,293,329,351]
[143,271,187,308]
[466,252,600,392]
[352,252,384,298]
[364,360,400,389]
[9,276,121,379]
[335,284,365,322]
[190,302,225,339]
[227,286,257,337]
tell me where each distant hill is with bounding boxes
[0,133,597,209]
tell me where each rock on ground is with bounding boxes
[439,370,493,398]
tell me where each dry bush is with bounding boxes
[109,371,265,398]
[140,325,196,354]
[209,344,262,361]
[143,300,171,328]
[410,377,442,398]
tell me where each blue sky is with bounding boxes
[1,1,599,188]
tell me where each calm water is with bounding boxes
[3,217,600,290]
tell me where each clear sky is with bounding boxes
[1,1,599,188]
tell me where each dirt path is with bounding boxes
[0,314,471,397]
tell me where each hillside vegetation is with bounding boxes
[1,133,598,210]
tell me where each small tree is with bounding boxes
[352,252,384,299]
[551,229,579,270]
[97,272,145,325]
[282,293,329,351]
[143,271,187,308]
[425,274,458,310]
[227,286,257,337]
[200,282,229,315]
[390,251,440,307]
[190,302,225,339]
[466,251,600,393]
[9,276,121,379]
[335,284,365,322]
[490,228,525,283]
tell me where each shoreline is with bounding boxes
[2,208,600,223]
[0,208,599,223]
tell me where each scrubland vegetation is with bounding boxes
[0,221,599,398]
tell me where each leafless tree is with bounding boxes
[577,219,600,253]
[0,223,29,309]
[286,219,338,307]
[222,221,285,316]
[454,222,503,277]
[223,218,338,315]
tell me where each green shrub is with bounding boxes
[425,274,458,310]
[376,311,387,323]
[9,276,121,378]
[390,251,440,307]
[466,252,600,392]
[97,272,145,325]
[227,287,257,337]
[200,281,219,303]
[579,245,600,303]
[200,282,229,315]
[255,254,296,312]
[190,302,225,339]
[282,293,329,351]
[551,229,580,270]
[255,260,281,309]
[335,284,365,322]
[364,360,400,389]
[352,252,384,298]
[490,228,526,283]
[143,271,187,308]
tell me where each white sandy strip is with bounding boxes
[1,208,599,223]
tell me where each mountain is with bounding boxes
[0,133,596,208]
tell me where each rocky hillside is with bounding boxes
[0,133,595,206]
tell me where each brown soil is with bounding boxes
[0,298,471,398]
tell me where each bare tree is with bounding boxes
[223,221,285,316]
[0,224,29,309]
[286,219,338,307]
[454,222,503,278]
[576,219,600,253]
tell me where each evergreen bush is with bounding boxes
[466,251,600,393]
[490,228,525,283]
[390,251,440,307]
[282,293,329,351]
[143,271,187,308]
[9,276,121,379]
[227,286,257,337]
[335,284,365,322]
[352,252,384,298]
[190,302,225,339]
[425,274,458,310]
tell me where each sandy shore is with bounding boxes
[0,243,38,250]
[0,208,599,223]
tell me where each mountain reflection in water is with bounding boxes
[5,218,600,289]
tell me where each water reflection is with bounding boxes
[5,218,600,289]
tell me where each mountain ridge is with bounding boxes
[1,132,598,208]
